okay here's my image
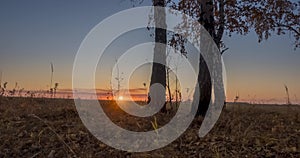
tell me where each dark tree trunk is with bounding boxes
[195,56,212,116]
[194,0,215,116]
[150,0,167,112]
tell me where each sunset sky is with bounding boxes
[0,0,299,104]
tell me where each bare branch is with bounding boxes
[220,47,229,55]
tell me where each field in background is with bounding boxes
[0,97,299,157]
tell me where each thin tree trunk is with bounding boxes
[166,68,172,109]
[175,69,178,108]
[149,0,167,112]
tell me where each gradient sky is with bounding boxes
[0,0,299,104]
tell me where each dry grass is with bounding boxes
[0,97,299,157]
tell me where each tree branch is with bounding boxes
[276,23,300,36]
[216,0,225,47]
[220,47,229,55]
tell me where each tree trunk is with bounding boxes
[194,0,215,116]
[195,56,212,116]
[150,0,167,112]
[166,68,172,109]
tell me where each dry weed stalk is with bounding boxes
[28,114,77,156]
[151,116,159,134]
[284,84,291,105]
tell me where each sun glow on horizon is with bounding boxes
[118,96,124,101]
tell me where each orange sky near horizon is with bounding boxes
[0,1,299,105]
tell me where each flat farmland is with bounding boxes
[0,97,299,157]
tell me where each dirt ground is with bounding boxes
[0,97,299,157]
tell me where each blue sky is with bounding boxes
[0,0,299,103]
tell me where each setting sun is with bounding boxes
[118,96,124,101]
